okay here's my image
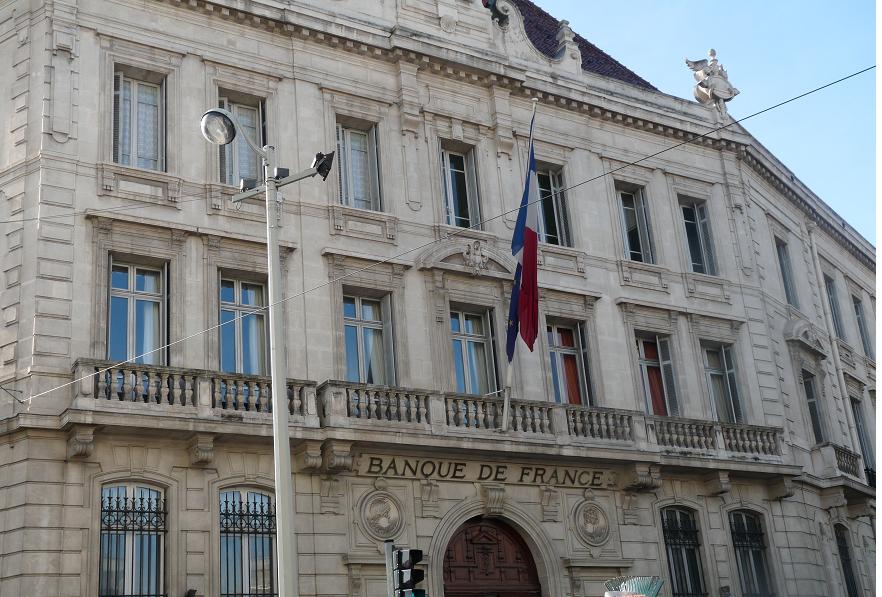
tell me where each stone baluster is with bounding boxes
[291,383,301,415]
[368,390,378,420]
[418,395,427,423]
[171,374,182,406]
[144,371,156,403]
[97,369,108,400]
[159,372,170,405]
[182,376,193,407]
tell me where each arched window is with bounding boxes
[99,483,166,597]
[729,510,775,597]
[834,524,861,597]
[660,507,707,597]
[219,489,277,596]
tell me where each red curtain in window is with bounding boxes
[562,354,581,405]
[647,365,667,416]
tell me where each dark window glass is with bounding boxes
[835,525,861,597]
[730,510,776,597]
[220,490,277,596]
[802,370,824,444]
[824,275,846,339]
[775,238,798,307]
[661,507,707,597]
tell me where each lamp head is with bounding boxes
[200,108,237,145]
[312,151,335,181]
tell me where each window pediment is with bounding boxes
[416,239,515,279]
[783,317,827,360]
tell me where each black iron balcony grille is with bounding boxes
[219,497,278,597]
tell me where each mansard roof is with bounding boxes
[509,0,656,90]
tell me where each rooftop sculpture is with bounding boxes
[686,49,740,116]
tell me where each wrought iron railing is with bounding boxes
[99,494,167,597]
[219,497,278,597]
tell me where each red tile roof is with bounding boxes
[508,0,656,90]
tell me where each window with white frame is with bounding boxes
[801,369,824,444]
[219,489,277,597]
[824,274,847,340]
[661,507,707,597]
[113,68,165,171]
[636,334,679,416]
[441,146,480,228]
[343,294,394,385]
[99,483,166,597]
[680,198,717,275]
[219,94,265,187]
[537,168,571,246]
[702,343,743,423]
[450,309,497,395]
[618,186,654,263]
[547,322,591,405]
[729,510,776,597]
[108,260,166,365]
[852,294,874,359]
[774,237,799,307]
[220,278,267,375]
[850,397,874,476]
[336,123,381,211]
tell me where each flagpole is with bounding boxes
[501,98,539,433]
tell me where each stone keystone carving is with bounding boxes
[481,484,506,516]
[623,462,661,492]
[685,49,739,116]
[463,240,490,276]
[189,433,215,465]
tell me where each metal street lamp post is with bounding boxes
[201,108,334,597]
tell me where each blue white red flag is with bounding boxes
[506,108,540,362]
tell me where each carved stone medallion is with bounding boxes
[573,501,610,547]
[360,491,404,540]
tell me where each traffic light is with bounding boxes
[385,541,426,597]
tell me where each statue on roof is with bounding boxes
[685,49,739,116]
[482,0,509,26]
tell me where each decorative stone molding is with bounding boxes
[687,313,743,343]
[418,479,440,518]
[703,470,731,496]
[329,204,398,244]
[320,475,343,515]
[847,497,875,520]
[573,499,611,547]
[540,485,560,522]
[96,162,184,205]
[684,272,732,303]
[188,433,215,465]
[67,425,95,459]
[537,244,587,276]
[768,476,795,501]
[462,240,490,276]
[481,484,506,516]
[359,488,405,540]
[322,440,354,472]
[783,317,828,360]
[618,260,670,292]
[293,440,323,472]
[623,463,661,492]
[821,487,848,511]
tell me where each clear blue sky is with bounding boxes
[535,0,876,244]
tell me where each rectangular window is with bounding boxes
[850,398,874,473]
[220,278,267,375]
[451,309,497,395]
[108,261,166,365]
[661,507,707,597]
[730,510,776,597]
[337,123,381,211]
[343,294,393,385]
[537,169,571,246]
[99,484,166,597]
[618,187,654,263]
[219,96,264,186]
[774,238,799,307]
[852,295,874,359]
[547,323,591,405]
[835,525,861,597]
[801,370,824,444]
[220,489,276,597]
[703,344,743,423]
[681,199,717,275]
[636,335,679,416]
[441,147,480,228]
[824,274,847,339]
[113,70,165,171]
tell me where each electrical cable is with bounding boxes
[15,64,875,405]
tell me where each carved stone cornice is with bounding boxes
[623,463,661,492]
[768,476,795,501]
[189,433,215,465]
[322,439,354,473]
[67,424,95,460]
[293,440,323,472]
[703,471,731,496]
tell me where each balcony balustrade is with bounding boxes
[71,360,785,464]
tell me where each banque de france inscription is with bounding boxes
[361,455,616,488]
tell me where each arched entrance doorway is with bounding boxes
[442,516,542,597]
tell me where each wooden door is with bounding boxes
[443,517,542,597]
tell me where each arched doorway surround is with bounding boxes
[443,516,541,596]
[426,497,562,597]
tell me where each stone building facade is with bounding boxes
[0,0,875,596]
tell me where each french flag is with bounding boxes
[506,110,540,362]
